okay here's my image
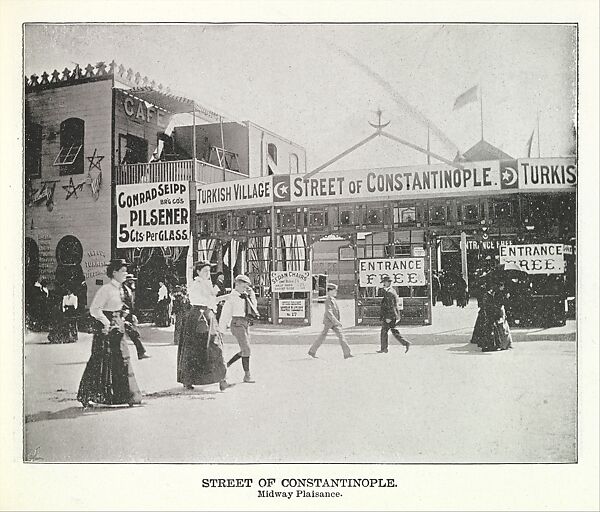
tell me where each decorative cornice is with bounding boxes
[25,60,171,94]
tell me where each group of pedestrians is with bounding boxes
[47,256,515,409]
[76,259,261,408]
[431,270,469,308]
[309,275,411,358]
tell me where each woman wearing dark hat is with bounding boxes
[77,259,142,408]
[177,260,232,391]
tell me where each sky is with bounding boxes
[24,23,577,170]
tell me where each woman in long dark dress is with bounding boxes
[48,287,79,343]
[171,285,189,346]
[155,280,171,326]
[471,281,513,352]
[177,261,232,391]
[77,259,142,407]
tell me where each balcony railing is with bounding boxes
[115,159,248,185]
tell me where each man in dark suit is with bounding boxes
[308,283,352,359]
[378,276,411,353]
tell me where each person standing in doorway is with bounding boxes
[123,274,150,360]
[308,283,352,359]
[219,274,257,383]
[214,271,227,321]
[378,276,411,353]
[431,271,441,306]
[155,280,171,327]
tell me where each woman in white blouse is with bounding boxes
[155,280,171,327]
[177,261,232,392]
[77,259,142,408]
[48,286,79,343]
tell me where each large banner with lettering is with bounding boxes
[197,161,502,211]
[500,158,577,191]
[116,181,190,248]
[359,258,426,287]
[499,244,564,274]
[271,270,312,292]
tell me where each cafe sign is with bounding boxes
[359,258,426,287]
[271,270,312,292]
[499,244,564,274]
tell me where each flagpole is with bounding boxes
[479,84,484,140]
[537,110,541,157]
[426,125,431,165]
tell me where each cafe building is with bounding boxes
[24,60,306,317]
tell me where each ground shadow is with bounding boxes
[25,403,141,423]
[447,343,493,355]
[144,387,220,399]
[55,361,88,366]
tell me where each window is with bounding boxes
[393,206,416,226]
[338,246,355,261]
[119,134,148,164]
[56,235,83,265]
[25,121,43,179]
[461,202,481,223]
[54,118,84,175]
[267,143,278,164]
[289,153,299,174]
[267,143,278,175]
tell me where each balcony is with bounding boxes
[115,159,248,185]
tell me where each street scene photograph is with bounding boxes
[22,22,578,464]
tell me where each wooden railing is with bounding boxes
[115,159,248,184]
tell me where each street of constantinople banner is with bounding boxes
[116,181,190,248]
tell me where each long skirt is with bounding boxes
[77,327,142,406]
[173,305,189,345]
[155,299,171,327]
[177,306,226,386]
[475,310,513,352]
[48,310,78,344]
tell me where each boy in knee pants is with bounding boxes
[219,274,256,383]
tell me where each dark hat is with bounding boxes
[381,276,392,283]
[234,274,251,285]
[326,283,338,291]
[109,258,128,268]
[195,260,215,270]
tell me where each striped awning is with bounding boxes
[126,86,222,122]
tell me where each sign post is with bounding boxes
[271,270,312,325]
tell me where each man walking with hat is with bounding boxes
[123,273,150,359]
[378,276,411,354]
[219,274,258,383]
[308,283,352,359]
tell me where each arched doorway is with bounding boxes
[54,235,87,310]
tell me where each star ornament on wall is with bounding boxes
[87,148,104,171]
[63,177,85,200]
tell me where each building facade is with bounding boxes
[24,61,306,319]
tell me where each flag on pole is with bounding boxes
[453,85,479,110]
[526,128,535,157]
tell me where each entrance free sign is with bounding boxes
[499,244,564,274]
[359,258,426,287]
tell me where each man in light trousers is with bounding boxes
[308,283,353,359]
